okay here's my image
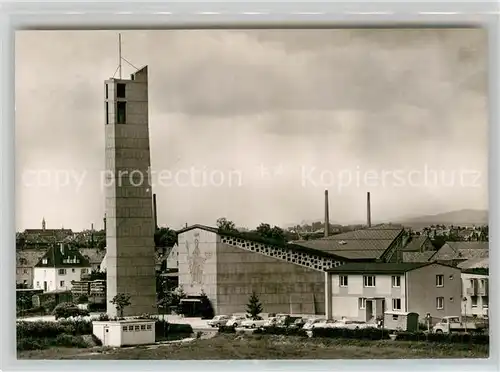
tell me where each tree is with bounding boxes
[110,293,131,318]
[254,223,286,242]
[246,291,263,319]
[216,217,237,232]
[155,227,177,247]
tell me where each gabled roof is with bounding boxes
[326,261,454,274]
[432,241,489,261]
[290,225,405,260]
[402,235,431,252]
[176,224,347,260]
[34,244,91,268]
[17,249,46,267]
[79,248,106,265]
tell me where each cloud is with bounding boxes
[15,29,488,230]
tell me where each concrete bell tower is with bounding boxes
[104,64,157,316]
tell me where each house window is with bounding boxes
[339,275,348,287]
[105,84,108,99]
[134,326,140,331]
[123,326,128,331]
[392,315,398,321]
[23,280,27,285]
[117,83,126,98]
[147,325,152,330]
[36,281,40,288]
[105,102,109,124]
[23,269,28,274]
[436,275,444,287]
[471,296,478,308]
[392,298,402,311]
[358,298,366,309]
[140,325,146,330]
[436,297,444,310]
[82,268,88,274]
[128,326,133,331]
[116,101,126,124]
[58,269,66,275]
[363,276,376,287]
[391,276,401,288]
[60,281,65,287]
[42,258,47,264]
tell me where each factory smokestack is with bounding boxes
[153,193,158,230]
[367,192,372,228]
[324,189,330,238]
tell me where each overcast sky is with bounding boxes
[15,29,488,231]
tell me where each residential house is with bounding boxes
[80,248,106,272]
[461,271,489,318]
[33,243,91,292]
[401,235,437,263]
[325,262,461,323]
[16,249,45,287]
[431,242,489,267]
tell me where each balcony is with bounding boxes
[466,286,477,296]
[478,282,488,296]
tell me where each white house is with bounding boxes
[461,272,489,318]
[33,243,92,292]
[325,262,462,323]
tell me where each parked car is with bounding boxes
[226,315,248,328]
[289,317,307,329]
[207,315,230,327]
[331,319,376,330]
[263,317,278,327]
[311,319,338,329]
[52,302,90,320]
[275,314,303,327]
[302,318,326,330]
[241,316,266,329]
[432,316,485,334]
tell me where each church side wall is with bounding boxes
[215,242,325,316]
[177,229,218,310]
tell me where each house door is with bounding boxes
[104,326,109,346]
[43,281,47,291]
[366,301,373,322]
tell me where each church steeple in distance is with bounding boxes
[42,217,46,231]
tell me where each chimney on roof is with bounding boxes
[153,194,158,230]
[367,192,372,228]
[324,189,330,238]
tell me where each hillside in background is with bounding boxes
[395,209,488,229]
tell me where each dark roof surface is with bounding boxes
[290,225,404,260]
[326,261,443,274]
[457,257,489,270]
[35,244,91,268]
[402,235,430,252]
[402,251,436,263]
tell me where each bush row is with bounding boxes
[154,320,193,335]
[312,327,391,340]
[395,331,489,345]
[17,318,193,342]
[253,326,308,337]
[218,326,237,333]
[17,319,94,339]
[17,334,101,351]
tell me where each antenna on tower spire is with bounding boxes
[118,33,122,79]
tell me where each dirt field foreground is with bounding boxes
[18,333,489,360]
